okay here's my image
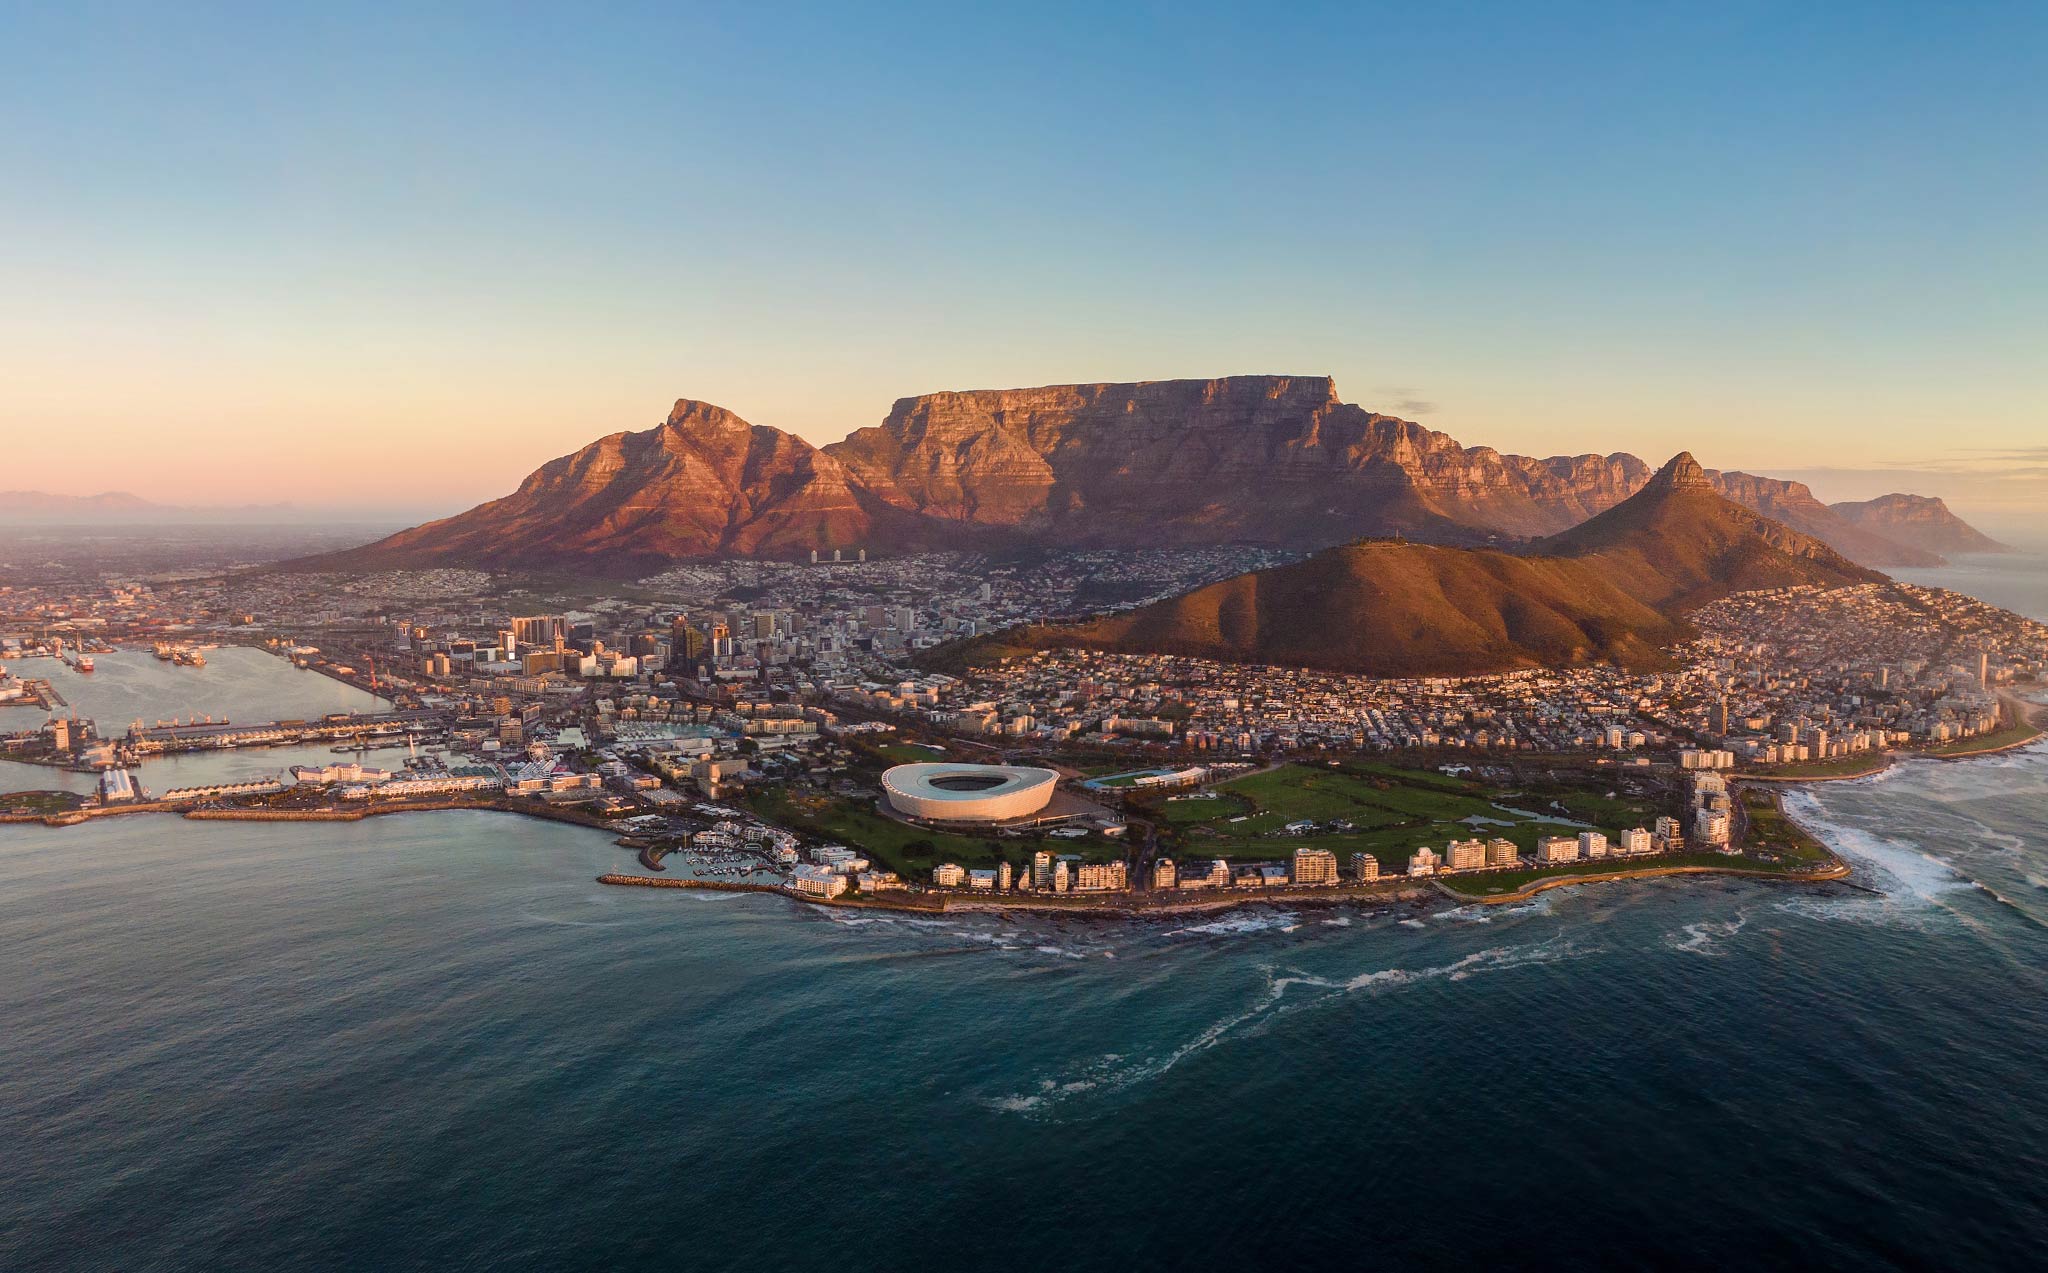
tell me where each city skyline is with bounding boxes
[4,3,2044,520]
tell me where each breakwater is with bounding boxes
[597,874,785,896]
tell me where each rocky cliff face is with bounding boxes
[299,376,1994,574]
[826,376,1951,562]
[1829,493,2010,556]
[825,375,1650,547]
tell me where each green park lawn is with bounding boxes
[1738,787,1834,863]
[1746,754,1891,779]
[1917,716,2041,757]
[0,790,83,816]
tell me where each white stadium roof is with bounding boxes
[881,763,1060,824]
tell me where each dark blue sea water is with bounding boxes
[5,744,2047,1271]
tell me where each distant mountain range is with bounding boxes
[928,454,1883,678]
[290,376,2004,574]
[1828,493,2010,556]
[0,490,296,524]
[0,490,164,519]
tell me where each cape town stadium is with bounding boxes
[881,763,1060,824]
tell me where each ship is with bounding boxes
[153,642,174,661]
[76,655,94,673]
[174,648,206,667]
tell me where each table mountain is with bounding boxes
[823,375,1649,548]
[1829,493,2011,556]
[931,454,1882,677]
[292,376,1989,573]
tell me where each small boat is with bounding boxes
[76,656,94,673]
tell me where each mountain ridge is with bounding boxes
[288,377,1986,573]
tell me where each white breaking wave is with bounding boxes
[1433,904,1495,924]
[1668,913,1748,956]
[982,936,1585,1119]
[1166,911,1300,938]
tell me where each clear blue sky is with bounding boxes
[2,1,2043,523]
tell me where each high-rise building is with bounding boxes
[1351,853,1379,881]
[1408,846,1442,876]
[1152,857,1177,890]
[1536,835,1580,864]
[510,615,561,647]
[1444,839,1487,871]
[1486,837,1519,866]
[1291,848,1339,886]
[1578,831,1609,859]
[1076,861,1127,891]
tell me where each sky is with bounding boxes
[2,1,2043,528]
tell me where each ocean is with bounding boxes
[3,561,2046,1270]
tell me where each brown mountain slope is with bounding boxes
[935,454,1882,677]
[301,401,890,573]
[1830,493,2010,556]
[989,542,1690,677]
